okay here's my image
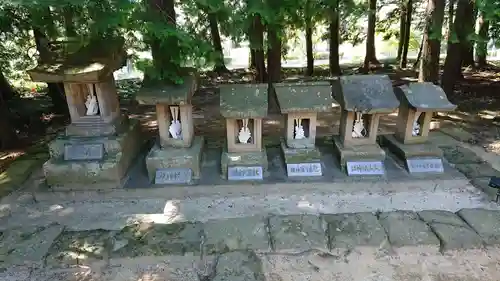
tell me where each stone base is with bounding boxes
[221,148,268,180]
[66,115,128,137]
[382,134,443,160]
[280,140,322,176]
[145,136,204,183]
[332,135,385,169]
[44,119,142,188]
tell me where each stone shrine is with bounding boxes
[219,84,268,180]
[383,82,456,173]
[27,37,142,188]
[333,75,400,176]
[136,69,202,184]
[274,81,333,177]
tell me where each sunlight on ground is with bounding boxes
[146,120,158,128]
[0,151,24,160]
[401,76,418,82]
[479,110,500,120]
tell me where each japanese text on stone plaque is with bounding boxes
[155,168,192,184]
[407,159,444,173]
[346,161,385,176]
[64,144,104,161]
[287,163,322,177]
[228,166,263,180]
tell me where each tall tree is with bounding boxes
[329,0,341,76]
[248,13,266,82]
[305,9,314,76]
[419,0,445,83]
[207,12,229,73]
[461,4,476,67]
[397,1,407,61]
[0,70,17,149]
[363,0,379,70]
[400,0,413,68]
[266,25,281,82]
[475,10,489,67]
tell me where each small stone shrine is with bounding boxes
[219,84,268,180]
[27,37,142,188]
[136,68,202,184]
[383,82,456,173]
[333,75,400,176]
[274,81,333,177]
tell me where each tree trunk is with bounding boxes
[329,0,341,76]
[476,11,489,68]
[249,14,266,82]
[0,72,18,149]
[446,0,455,41]
[250,49,256,69]
[397,1,407,61]
[148,0,179,80]
[208,12,229,74]
[267,26,281,83]
[63,5,77,37]
[442,0,470,94]
[305,23,314,76]
[363,0,379,70]
[461,4,476,67]
[413,35,424,69]
[400,0,413,68]
[419,0,445,83]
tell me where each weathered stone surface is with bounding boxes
[203,216,270,253]
[454,163,500,178]
[268,215,327,252]
[112,222,203,257]
[470,177,500,201]
[324,212,387,250]
[221,149,268,180]
[0,224,64,268]
[439,145,484,164]
[0,159,40,198]
[439,127,476,143]
[457,209,500,245]
[45,229,113,268]
[383,134,443,159]
[136,73,197,105]
[145,136,204,183]
[418,210,483,251]
[333,136,386,167]
[281,140,321,164]
[273,81,333,113]
[219,84,268,118]
[65,114,129,137]
[213,251,265,281]
[395,83,456,112]
[336,75,399,114]
[378,211,440,249]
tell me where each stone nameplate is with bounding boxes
[346,161,385,176]
[64,144,104,161]
[287,163,322,177]
[155,168,192,184]
[228,166,263,181]
[406,158,444,174]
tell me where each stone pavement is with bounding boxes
[2,209,500,280]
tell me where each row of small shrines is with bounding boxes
[26,41,455,187]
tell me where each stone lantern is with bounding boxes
[273,81,333,177]
[27,37,142,189]
[136,69,202,184]
[383,82,456,173]
[219,84,268,180]
[333,75,400,176]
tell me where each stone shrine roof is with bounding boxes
[219,84,268,118]
[136,70,198,105]
[395,82,456,112]
[273,81,335,113]
[336,75,400,114]
[27,37,126,83]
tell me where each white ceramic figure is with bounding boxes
[352,112,367,138]
[412,112,422,136]
[85,93,99,116]
[169,106,182,139]
[294,118,305,139]
[238,118,251,143]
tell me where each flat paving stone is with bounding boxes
[213,251,265,281]
[458,208,500,245]
[268,214,327,252]
[203,216,270,254]
[419,210,483,251]
[113,222,203,257]
[323,212,387,250]
[45,229,113,268]
[378,211,440,249]
[470,177,499,201]
[439,127,476,143]
[439,146,484,164]
[454,163,500,178]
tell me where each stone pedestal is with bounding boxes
[333,75,400,176]
[27,37,142,189]
[136,70,201,184]
[219,84,268,181]
[382,83,456,174]
[274,82,333,177]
